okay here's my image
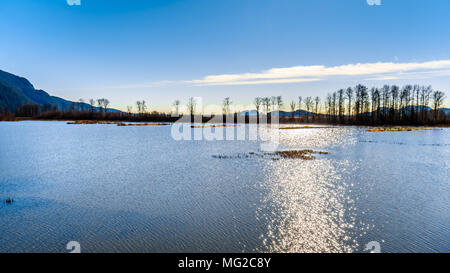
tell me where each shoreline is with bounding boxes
[1,118,449,128]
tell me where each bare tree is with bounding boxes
[345,87,353,118]
[187,97,197,117]
[304,96,313,122]
[127,106,133,115]
[290,100,296,118]
[222,97,232,115]
[381,85,390,120]
[173,100,181,116]
[432,90,445,121]
[89,99,95,112]
[298,96,303,119]
[276,96,283,111]
[103,99,110,113]
[337,89,344,121]
[270,96,277,112]
[136,101,142,115]
[97,98,104,112]
[314,96,320,120]
[254,97,262,123]
[141,100,147,114]
[262,97,271,114]
[420,86,432,122]
[254,97,262,114]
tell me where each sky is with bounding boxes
[1,0,450,112]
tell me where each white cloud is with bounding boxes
[67,0,81,6]
[190,60,450,86]
[191,78,321,86]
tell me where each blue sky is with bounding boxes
[1,0,450,112]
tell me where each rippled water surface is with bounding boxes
[0,121,449,252]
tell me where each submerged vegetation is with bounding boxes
[67,120,116,125]
[367,127,441,132]
[117,122,170,126]
[273,150,329,159]
[191,124,238,128]
[279,126,330,130]
[67,120,170,126]
[212,149,329,160]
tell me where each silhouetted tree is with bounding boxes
[432,91,445,122]
[254,97,262,123]
[298,96,302,119]
[16,104,39,117]
[187,97,196,118]
[337,89,344,122]
[173,100,181,116]
[103,99,110,113]
[89,99,95,112]
[304,96,313,122]
[346,87,353,119]
[222,97,231,115]
[314,96,320,120]
[97,99,104,112]
[290,100,296,118]
[262,97,271,114]
[276,96,283,111]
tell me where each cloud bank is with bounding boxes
[189,60,450,86]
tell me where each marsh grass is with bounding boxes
[67,120,116,125]
[213,149,329,160]
[273,149,329,160]
[367,127,441,132]
[116,122,170,126]
[279,126,331,130]
[191,124,238,128]
[67,120,170,126]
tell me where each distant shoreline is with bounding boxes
[2,116,449,128]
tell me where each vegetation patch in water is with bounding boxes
[67,120,116,125]
[279,126,329,130]
[67,120,170,126]
[191,124,238,128]
[368,127,441,132]
[117,122,170,126]
[273,149,329,160]
[213,149,328,160]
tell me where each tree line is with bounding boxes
[1,84,448,125]
[249,84,447,125]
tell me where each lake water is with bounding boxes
[0,121,449,253]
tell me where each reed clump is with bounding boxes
[273,149,329,160]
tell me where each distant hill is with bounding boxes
[0,69,119,113]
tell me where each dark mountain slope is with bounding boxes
[0,69,118,113]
